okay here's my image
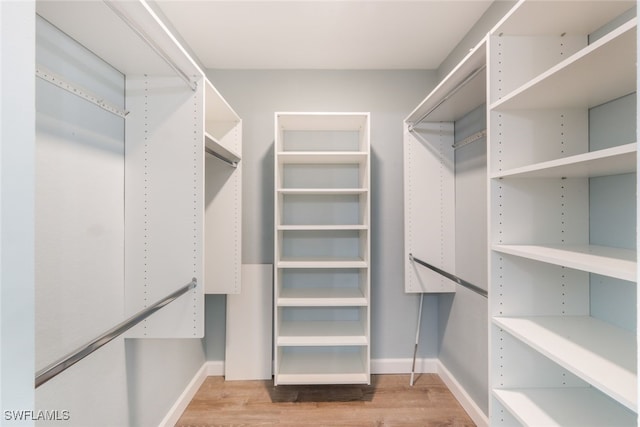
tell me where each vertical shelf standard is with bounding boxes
[274,112,371,385]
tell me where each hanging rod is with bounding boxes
[35,279,197,388]
[36,66,129,119]
[453,129,487,150]
[103,0,197,92]
[407,64,486,132]
[205,146,238,168]
[409,253,487,298]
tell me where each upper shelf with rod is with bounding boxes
[36,1,202,87]
[405,38,486,126]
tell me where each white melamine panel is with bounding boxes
[406,39,486,124]
[404,122,455,293]
[491,326,588,390]
[124,75,204,338]
[492,20,636,111]
[205,121,242,294]
[493,0,635,37]
[225,264,272,380]
[489,35,585,105]
[204,79,240,144]
[276,347,368,385]
[493,244,637,282]
[493,388,637,427]
[490,254,589,317]
[493,142,637,179]
[491,178,589,245]
[490,109,587,173]
[493,316,637,411]
[36,1,200,78]
[277,320,367,346]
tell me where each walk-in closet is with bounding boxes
[1,1,637,426]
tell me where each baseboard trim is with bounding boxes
[437,360,488,427]
[371,357,437,374]
[159,361,223,427]
[162,359,487,426]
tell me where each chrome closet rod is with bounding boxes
[205,146,238,168]
[407,65,486,132]
[409,253,487,298]
[35,279,197,388]
[103,0,198,92]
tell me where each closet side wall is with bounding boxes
[438,104,489,415]
[0,1,36,419]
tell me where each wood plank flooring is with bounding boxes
[176,374,476,426]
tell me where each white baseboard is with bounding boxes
[159,361,224,427]
[371,357,437,374]
[162,359,487,427]
[437,360,488,427]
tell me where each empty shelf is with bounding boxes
[492,143,637,179]
[494,388,637,427]
[277,151,368,164]
[278,321,368,346]
[493,316,637,411]
[276,349,368,385]
[278,287,367,306]
[492,244,636,282]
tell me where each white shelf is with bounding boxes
[276,350,368,385]
[491,19,636,111]
[493,388,637,426]
[493,0,635,36]
[277,188,368,195]
[277,257,368,269]
[278,288,367,307]
[277,151,368,164]
[493,316,637,411]
[492,244,637,282]
[278,321,367,346]
[405,38,486,123]
[492,143,637,179]
[204,132,241,164]
[277,225,367,231]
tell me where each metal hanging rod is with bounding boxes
[453,129,487,150]
[103,0,197,92]
[409,253,487,298]
[35,279,197,388]
[205,146,238,168]
[407,64,486,132]
[36,66,129,119]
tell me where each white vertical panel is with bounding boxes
[404,122,456,293]
[225,264,273,380]
[125,75,204,338]
[205,123,242,294]
[489,35,586,105]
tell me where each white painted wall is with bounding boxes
[1,2,35,425]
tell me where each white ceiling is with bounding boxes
[155,0,493,70]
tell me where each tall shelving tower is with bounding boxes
[274,112,371,385]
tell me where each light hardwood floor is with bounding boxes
[176,374,476,426]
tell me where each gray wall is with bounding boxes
[204,70,446,361]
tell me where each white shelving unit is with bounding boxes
[403,38,487,294]
[35,0,243,337]
[488,1,637,424]
[274,112,370,385]
[204,80,243,295]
